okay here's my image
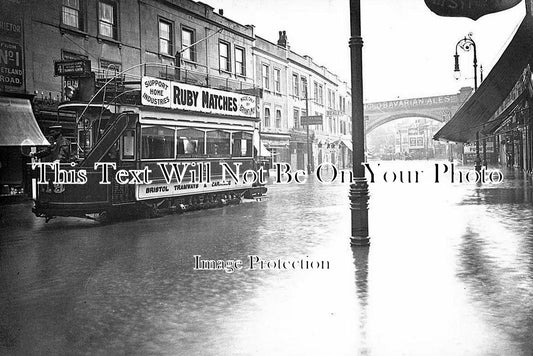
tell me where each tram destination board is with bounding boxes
[301,115,323,126]
[54,59,91,77]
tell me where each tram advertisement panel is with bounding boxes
[136,180,252,200]
[141,76,257,118]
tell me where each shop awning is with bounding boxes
[252,129,272,157]
[481,91,527,135]
[0,97,49,146]
[257,141,271,156]
[434,15,533,143]
[339,138,353,151]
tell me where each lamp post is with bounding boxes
[305,86,312,174]
[298,87,317,174]
[454,34,478,90]
[454,33,481,172]
[349,0,369,246]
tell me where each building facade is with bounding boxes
[0,0,351,200]
[1,0,259,199]
[255,32,352,171]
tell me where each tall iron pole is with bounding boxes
[306,86,312,174]
[471,39,482,173]
[349,0,370,246]
[454,34,481,172]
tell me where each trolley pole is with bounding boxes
[349,0,370,246]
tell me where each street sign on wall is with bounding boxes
[301,115,323,126]
[0,41,23,86]
[0,3,24,89]
[54,59,92,77]
[424,0,522,20]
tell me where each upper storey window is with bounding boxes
[159,20,173,56]
[98,0,118,39]
[62,0,84,30]
[219,41,231,72]
[181,28,195,61]
[235,47,245,76]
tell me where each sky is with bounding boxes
[202,0,526,102]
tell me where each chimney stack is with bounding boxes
[218,9,224,16]
[277,30,287,47]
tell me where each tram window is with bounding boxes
[141,126,175,159]
[122,130,135,159]
[206,130,230,156]
[177,128,205,156]
[232,132,252,157]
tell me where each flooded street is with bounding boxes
[1,160,533,355]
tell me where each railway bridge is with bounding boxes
[364,87,473,134]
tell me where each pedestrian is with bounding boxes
[31,125,72,162]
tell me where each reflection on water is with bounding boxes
[456,167,533,355]
[352,246,369,356]
[1,160,533,355]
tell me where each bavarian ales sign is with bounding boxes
[141,76,257,118]
[424,0,521,20]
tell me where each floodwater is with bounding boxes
[1,160,532,355]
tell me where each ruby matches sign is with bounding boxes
[141,76,257,118]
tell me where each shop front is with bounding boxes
[337,138,353,169]
[261,132,291,167]
[289,131,308,171]
[434,14,533,174]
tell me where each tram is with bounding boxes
[32,73,267,221]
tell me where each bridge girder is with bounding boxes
[366,111,449,134]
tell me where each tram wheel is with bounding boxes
[97,211,110,224]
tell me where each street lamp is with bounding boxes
[454,33,481,172]
[349,0,370,247]
[454,33,478,90]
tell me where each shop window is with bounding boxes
[98,59,121,79]
[141,126,175,159]
[232,132,252,157]
[177,128,205,156]
[206,130,230,156]
[270,148,279,163]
